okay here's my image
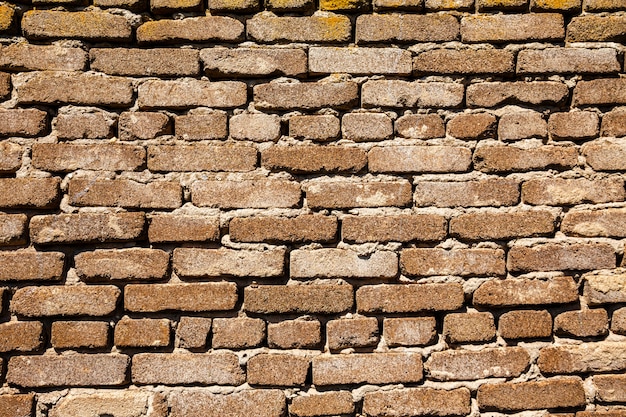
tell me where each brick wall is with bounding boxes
[0,0,626,415]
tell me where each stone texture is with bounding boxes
[498,110,547,140]
[0,109,47,137]
[0,214,27,245]
[306,180,412,209]
[383,317,437,347]
[473,276,579,306]
[114,317,171,348]
[11,285,120,317]
[125,283,238,312]
[549,111,599,141]
[211,317,266,349]
[0,249,64,281]
[396,114,445,139]
[149,214,220,243]
[173,247,285,278]
[202,47,307,77]
[447,113,496,139]
[601,108,626,138]
[56,110,116,140]
[229,113,281,142]
[309,47,412,75]
[567,15,626,42]
[68,178,181,209]
[0,3,14,33]
[138,80,247,109]
[522,178,624,205]
[176,317,212,349]
[192,179,301,208]
[357,283,464,313]
[369,146,471,173]
[532,0,581,10]
[401,248,505,277]
[414,49,514,74]
[0,142,22,173]
[268,319,321,349]
[356,14,459,43]
[450,210,555,240]
[148,144,256,172]
[119,111,171,140]
[230,215,337,243]
[0,321,43,352]
[152,0,202,12]
[0,43,87,71]
[414,178,519,207]
[538,342,626,374]
[22,10,131,41]
[507,242,616,272]
[51,321,109,349]
[612,307,626,334]
[466,81,569,107]
[518,48,619,74]
[342,112,393,141]
[209,0,259,12]
[474,145,578,173]
[175,111,228,140]
[247,354,309,386]
[291,249,397,279]
[583,139,626,170]
[137,17,244,43]
[426,347,530,381]
[594,375,626,402]
[262,146,366,173]
[90,48,199,77]
[573,79,626,107]
[0,394,33,417]
[362,80,464,108]
[290,392,354,417]
[0,177,59,209]
[48,392,158,417]
[289,115,340,140]
[443,312,496,343]
[461,13,564,43]
[499,310,553,339]
[32,143,145,172]
[554,309,608,338]
[562,208,626,237]
[363,388,470,417]
[342,214,446,243]
[327,317,379,350]
[76,248,169,282]
[254,82,358,110]
[584,271,626,305]
[247,13,351,43]
[244,283,353,314]
[170,390,285,417]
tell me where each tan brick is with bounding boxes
[138,79,246,109]
[415,178,519,208]
[0,71,8,98]
[0,214,27,245]
[369,146,472,173]
[119,111,170,140]
[267,0,313,11]
[0,142,22,173]
[474,276,579,307]
[254,82,358,110]
[290,392,354,417]
[262,146,365,174]
[395,114,444,139]
[357,283,464,313]
[426,347,529,381]
[612,307,626,334]
[474,145,578,173]
[549,111,599,141]
[306,180,411,209]
[209,0,259,11]
[602,108,626,138]
[584,0,626,9]
[373,0,423,8]
[384,317,436,347]
[211,317,265,349]
[114,317,170,348]
[0,109,47,137]
[0,43,86,71]
[583,139,626,170]
[30,212,145,245]
[363,388,470,417]
[466,81,569,107]
[51,321,109,349]
[562,208,626,238]
[152,0,202,12]
[0,394,33,417]
[0,250,64,281]
[539,342,626,374]
[522,177,624,205]
[22,10,131,41]
[230,215,337,243]
[450,210,555,240]
[192,179,301,209]
[309,47,412,75]
[555,309,608,338]
[268,319,321,349]
[342,214,446,243]
[244,283,353,314]
[289,115,339,141]
[170,390,285,417]
[56,110,116,140]
[174,112,227,140]
[313,352,422,386]
[477,377,586,411]
[48,391,161,417]
[125,282,237,313]
[149,214,219,243]
[230,113,281,142]
[443,312,496,344]
[74,248,169,281]
[94,0,144,6]
[447,113,496,139]
[531,0,580,10]
[0,3,15,33]
[499,310,553,339]
[401,248,505,277]
[291,249,397,279]
[476,0,527,10]
[342,112,392,141]
[137,16,244,43]
[91,48,199,77]
[247,13,351,43]
[12,286,120,318]
[327,317,379,350]
[0,177,59,209]
[32,143,144,172]
[202,47,306,77]
[356,14,458,43]
[148,144,256,172]
[68,178,181,209]
[176,317,211,349]
[248,354,309,386]
[0,321,43,352]
[573,78,626,107]
[362,80,464,108]
[498,110,547,140]
[174,248,284,278]
[132,352,244,385]
[518,48,619,75]
[320,0,367,10]
[461,13,564,43]
[567,15,626,42]
[414,49,514,75]
[594,375,626,402]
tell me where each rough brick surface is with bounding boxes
[414,179,519,207]
[562,208,626,237]
[342,214,446,243]
[0,44,86,71]
[554,309,608,338]
[362,80,464,108]
[518,48,619,74]
[538,342,626,374]
[327,317,379,350]
[174,248,285,278]
[584,271,626,305]
[290,392,354,417]
[247,354,309,386]
[247,13,351,43]
[499,310,553,339]
[68,178,181,209]
[0,142,22,173]
[0,109,47,137]
[174,112,227,140]
[268,319,321,349]
[125,283,237,313]
[291,249,397,279]
[254,82,358,110]
[32,143,145,172]
[51,321,109,349]
[507,242,616,272]
[384,317,437,347]
[114,317,170,348]
[0,249,64,281]
[342,112,393,141]
[0,214,27,245]
[357,283,464,313]
[148,144,256,172]
[306,180,412,209]
[202,48,307,77]
[443,312,496,344]
[363,388,470,417]
[356,14,459,43]
[474,276,579,306]
[0,395,33,417]
[461,14,564,43]
[136,17,244,43]
[149,214,219,243]
[75,248,169,281]
[56,111,116,140]
[211,317,266,349]
[231,215,336,243]
[119,111,171,140]
[450,210,555,240]
[426,347,530,381]
[11,286,120,317]
[176,317,212,349]
[310,47,412,75]
[138,80,246,109]
[369,146,471,173]
[522,178,624,205]
[414,49,514,74]
[170,390,285,417]
[22,10,131,41]
[401,248,505,277]
[192,179,301,208]
[244,284,353,314]
[0,321,43,352]
[474,145,578,173]
[466,81,569,107]
[90,48,199,77]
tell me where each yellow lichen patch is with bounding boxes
[532,0,580,10]
[320,0,368,10]
[0,3,15,32]
[478,0,526,9]
[268,0,312,10]
[316,15,352,40]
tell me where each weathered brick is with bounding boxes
[426,347,529,381]
[267,0,312,10]
[0,71,8,98]
[289,115,340,141]
[477,378,586,411]
[369,146,472,173]
[32,143,145,172]
[584,0,626,9]
[362,80,464,108]
[461,13,564,43]
[56,110,116,140]
[0,142,22,172]
[476,0,527,10]
[75,248,169,281]
[320,0,367,10]
[0,394,33,417]
[132,352,244,385]
[176,317,212,349]
[202,47,306,77]
[384,317,436,347]
[474,145,578,173]
[601,108,626,138]
[474,276,579,307]
[342,214,446,243]
[125,282,237,312]
[68,178,181,209]
[523,177,624,205]
[12,286,120,318]
[499,310,553,339]
[174,111,227,140]
[531,0,580,10]
[562,208,626,237]
[170,390,285,417]
[0,250,64,281]
[414,49,514,75]
[554,309,608,338]
[91,48,199,77]
[148,144,256,172]
[230,113,281,142]
[549,111,599,141]
[244,283,353,314]
[450,210,555,240]
[247,13,351,43]
[152,0,202,12]
[212,317,265,349]
[584,271,626,305]
[291,249,397,279]
[192,179,301,208]
[574,78,626,107]
[137,17,244,43]
[363,388,470,417]
[313,353,422,386]
[567,15,626,42]
[327,317,379,350]
[306,180,411,209]
[290,392,354,417]
[594,375,626,402]
[262,146,365,174]
[114,317,170,348]
[342,112,393,141]
[149,214,219,243]
[48,391,161,417]
[539,342,626,374]
[0,43,86,71]
[93,0,139,5]
[22,10,131,41]
[254,82,358,110]
[268,319,321,349]
[612,307,626,334]
[583,139,626,170]
[518,48,619,75]
[466,81,569,107]
[0,321,43,352]
[401,248,505,277]
[357,283,464,313]
[509,242,615,272]
[0,178,59,210]
[138,79,246,109]
[30,212,145,245]
[415,178,519,207]
[230,215,337,243]
[51,321,109,349]
[447,113,496,139]
[174,248,284,278]
[119,111,170,140]
[310,47,412,75]
[443,312,496,344]
[209,0,259,11]
[396,114,445,139]
[0,214,27,245]
[0,3,15,33]
[498,110,547,140]
[247,354,309,386]
[0,109,47,137]
[356,14,458,43]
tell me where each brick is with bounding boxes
[538,342,626,374]
[356,283,464,313]
[414,49,514,75]
[594,375,626,402]
[341,113,392,142]
[289,115,339,140]
[114,317,170,348]
[327,317,379,350]
[268,319,321,349]
[74,248,169,281]
[230,214,337,243]
[342,214,446,243]
[555,309,608,338]
[119,111,171,140]
[22,10,131,41]
[149,214,219,243]
[320,0,367,10]
[518,48,619,75]
[396,114,444,139]
[415,178,519,208]
[562,208,626,237]
[49,392,160,417]
[247,354,309,386]
[208,0,258,11]
[56,110,116,140]
[426,347,529,381]
[30,212,145,245]
[450,210,555,240]
[125,282,237,313]
[0,321,43,352]
[202,47,306,77]
[0,109,47,137]
[267,0,313,11]
[306,180,411,209]
[0,214,27,245]
[0,71,8,98]
[313,353,422,386]
[91,48,199,77]
[584,0,626,9]
[498,110,547,140]
[474,276,579,307]
[509,242,616,272]
[531,0,580,10]
[176,317,211,349]
[32,143,145,172]
[290,392,354,417]
[68,178,181,209]
[613,307,626,334]
[230,113,281,142]
[384,317,436,347]
[0,394,33,417]
[523,177,624,205]
[132,352,244,385]
[0,3,15,33]
[602,108,626,138]
[254,82,358,110]
[137,17,244,43]
[499,310,553,339]
[362,80,464,108]
[583,139,626,170]
[247,13,351,43]
[175,111,227,140]
[443,312,496,344]
[244,283,353,314]
[477,0,527,10]
[401,248,505,277]
[584,272,626,305]
[0,43,86,71]
[262,146,366,174]
[192,179,301,208]
[0,177,59,209]
[462,14,564,43]
[211,317,265,349]
[477,377,586,411]
[152,0,202,12]
[148,144,256,172]
[291,249,397,279]
[51,321,109,349]
[363,388,470,417]
[567,16,626,42]
[356,14,458,43]
[8,354,128,387]
[375,0,423,7]
[174,248,284,278]
[0,142,21,172]
[369,146,471,173]
[138,79,246,109]
[573,78,626,107]
[170,390,285,417]
[466,81,569,107]
[12,286,120,318]
[447,113,496,139]
[549,111,599,141]
[474,145,578,173]
[0,250,64,281]
[94,0,142,6]
[310,47,412,75]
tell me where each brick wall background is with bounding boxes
[0,0,626,415]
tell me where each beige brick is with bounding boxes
[170,390,285,417]
[594,374,626,402]
[363,388,470,417]
[209,0,259,11]
[202,47,306,77]
[498,110,547,140]
[152,0,202,12]
[401,248,505,277]
[612,307,626,334]
[499,310,553,339]
[132,352,244,385]
[115,318,170,348]
[267,0,313,10]
[414,49,514,74]
[230,113,281,142]
[0,43,86,71]
[562,208,626,237]
[584,0,626,9]
[0,177,59,209]
[0,71,8,98]
[248,354,309,386]
[426,347,529,381]
[138,79,246,109]
[68,178,181,209]
[192,179,301,208]
[373,0,423,8]
[357,283,464,313]
[327,317,379,350]
[254,82,358,110]
[474,276,579,307]
[447,113,496,139]
[148,144,256,172]
[474,145,578,173]
[56,110,116,140]
[396,114,445,139]
[51,321,109,349]
[476,0,527,10]
[549,111,599,141]
[443,312,495,344]
[415,178,519,208]
[0,394,33,417]
[0,214,27,245]
[0,321,43,352]
[467,81,569,107]
[12,285,120,317]
[0,142,22,173]
[461,13,564,43]
[8,354,128,387]
[309,47,412,75]
[30,212,145,245]
[22,10,131,41]
[0,109,47,137]
[149,214,219,243]
[230,215,337,243]
[247,13,351,43]
[125,282,237,313]
[176,317,212,349]
[518,48,619,75]
[0,250,64,281]
[555,309,608,338]
[450,210,555,240]
[268,319,321,349]
[119,111,171,140]
[306,180,411,209]
[584,272,626,305]
[369,146,471,173]
[601,108,626,138]
[174,112,227,140]
[291,249,397,279]
[262,146,366,174]
[522,177,624,205]
[362,80,464,108]
[531,0,580,9]
[583,139,626,170]
[320,0,367,10]
[94,0,145,6]
[91,48,199,77]
[289,115,340,141]
[32,143,144,172]
[174,248,284,278]
[342,112,392,141]
[384,317,436,347]
[356,14,459,43]
[74,248,169,281]
[244,283,353,314]
[0,3,15,33]
[538,342,626,374]
[477,377,586,411]
[48,391,161,417]
[573,78,626,107]
[212,317,265,349]
[290,392,354,417]
[342,214,446,243]
[137,16,244,43]
[567,15,626,42]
